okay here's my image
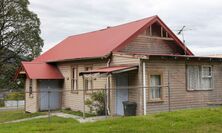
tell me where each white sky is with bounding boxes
[29,0,222,55]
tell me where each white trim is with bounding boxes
[201,65,212,78]
[187,65,213,90]
[142,62,147,115]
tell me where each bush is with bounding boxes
[85,91,105,115]
[0,99,4,107]
[5,92,25,100]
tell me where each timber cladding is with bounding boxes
[111,54,141,115]
[111,54,140,65]
[57,56,141,115]
[25,78,39,113]
[145,60,222,114]
[25,57,222,115]
[120,35,184,55]
[57,61,107,112]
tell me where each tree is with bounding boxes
[0,48,25,90]
[0,0,43,90]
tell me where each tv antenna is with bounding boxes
[177,26,186,43]
[176,26,192,55]
[177,26,192,44]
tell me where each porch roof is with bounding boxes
[79,65,138,75]
[21,62,64,79]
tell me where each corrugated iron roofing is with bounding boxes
[22,62,64,79]
[33,16,158,62]
[33,15,193,63]
[21,15,194,79]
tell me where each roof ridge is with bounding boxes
[33,15,194,63]
[34,15,158,62]
[68,15,157,38]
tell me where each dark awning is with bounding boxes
[80,65,138,76]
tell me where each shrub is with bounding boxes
[5,92,25,100]
[0,99,4,107]
[85,91,105,115]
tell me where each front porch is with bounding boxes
[80,65,143,116]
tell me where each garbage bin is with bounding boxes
[122,101,137,116]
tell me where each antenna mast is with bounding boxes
[177,26,187,55]
[177,26,186,43]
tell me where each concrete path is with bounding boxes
[2,115,48,124]
[1,112,108,124]
[51,112,81,119]
[78,116,108,123]
[51,112,108,123]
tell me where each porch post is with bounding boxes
[106,74,111,115]
[82,76,86,119]
[142,61,147,115]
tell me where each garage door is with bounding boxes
[39,80,61,111]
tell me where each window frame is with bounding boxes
[186,65,201,90]
[84,65,93,91]
[201,65,212,78]
[71,66,78,92]
[186,65,213,91]
[148,71,164,102]
[201,65,213,90]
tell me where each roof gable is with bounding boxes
[34,15,193,63]
[118,20,188,55]
[113,16,193,55]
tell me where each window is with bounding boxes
[187,65,213,90]
[71,66,78,91]
[29,79,33,96]
[201,65,213,89]
[150,75,162,100]
[84,66,93,90]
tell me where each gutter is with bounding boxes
[46,53,112,63]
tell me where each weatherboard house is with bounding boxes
[17,15,222,115]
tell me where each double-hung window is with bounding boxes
[71,66,78,91]
[187,65,213,90]
[84,66,93,90]
[150,75,162,100]
[201,65,213,89]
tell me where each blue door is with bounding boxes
[39,80,61,111]
[116,74,128,115]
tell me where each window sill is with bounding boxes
[71,90,78,94]
[187,89,213,92]
[85,90,93,95]
[147,99,164,103]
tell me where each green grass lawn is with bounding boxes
[0,107,222,133]
[0,110,45,123]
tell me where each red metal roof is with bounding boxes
[21,62,64,79]
[19,15,194,79]
[80,65,138,75]
[34,15,193,63]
